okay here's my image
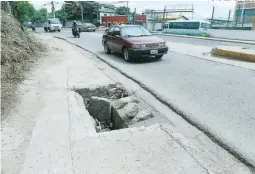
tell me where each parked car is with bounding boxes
[102,25,168,62]
[43,18,62,32]
[78,23,96,32]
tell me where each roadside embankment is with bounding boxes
[212,46,255,62]
[1,11,43,119]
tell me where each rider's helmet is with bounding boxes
[73,20,76,24]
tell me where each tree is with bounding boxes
[55,8,67,21]
[32,8,47,23]
[63,1,100,21]
[81,1,100,21]
[115,6,130,15]
[10,1,35,23]
[64,1,79,20]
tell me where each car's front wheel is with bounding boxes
[155,55,163,60]
[123,48,131,62]
[104,42,111,54]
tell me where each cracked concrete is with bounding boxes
[71,124,209,174]
[1,34,252,174]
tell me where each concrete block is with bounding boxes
[135,108,154,121]
[212,46,255,62]
[112,96,140,110]
[88,96,111,124]
[123,103,139,119]
[111,106,129,130]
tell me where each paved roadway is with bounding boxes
[43,28,255,166]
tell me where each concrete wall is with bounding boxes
[207,29,255,41]
[144,22,162,31]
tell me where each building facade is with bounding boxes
[234,1,255,25]
[102,15,147,27]
[97,6,117,25]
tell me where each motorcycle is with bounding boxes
[32,26,36,32]
[72,26,80,38]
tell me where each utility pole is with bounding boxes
[210,6,215,28]
[126,1,129,24]
[43,1,59,18]
[163,5,166,21]
[51,1,55,18]
[80,3,84,21]
[235,4,241,27]
[133,8,136,25]
[240,0,246,26]
[192,4,194,19]
[227,9,231,28]
[162,5,166,29]
[242,10,245,27]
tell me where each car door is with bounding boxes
[111,27,122,52]
[106,27,115,49]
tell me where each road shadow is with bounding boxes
[97,51,163,65]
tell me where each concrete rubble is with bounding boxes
[1,34,252,174]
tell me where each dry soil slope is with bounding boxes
[1,11,43,119]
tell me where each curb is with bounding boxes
[212,48,255,62]
[154,33,255,45]
[54,36,254,169]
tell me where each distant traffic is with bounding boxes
[162,20,210,36]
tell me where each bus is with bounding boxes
[162,20,210,36]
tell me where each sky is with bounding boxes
[31,0,237,20]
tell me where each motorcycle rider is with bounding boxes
[72,20,78,34]
[32,22,36,32]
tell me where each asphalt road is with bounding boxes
[95,30,255,48]
[49,29,255,166]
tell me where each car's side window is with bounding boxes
[108,27,114,36]
[113,27,120,36]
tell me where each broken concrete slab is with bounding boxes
[133,108,154,122]
[112,96,140,110]
[123,102,139,119]
[111,106,129,130]
[88,96,111,124]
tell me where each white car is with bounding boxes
[43,18,62,32]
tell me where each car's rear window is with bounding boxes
[48,19,61,24]
[121,26,152,37]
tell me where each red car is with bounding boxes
[102,25,168,62]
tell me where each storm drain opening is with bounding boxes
[75,84,156,133]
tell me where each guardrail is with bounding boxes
[153,32,255,45]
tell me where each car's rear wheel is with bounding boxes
[104,42,111,54]
[123,48,131,62]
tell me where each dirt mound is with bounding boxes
[1,11,43,119]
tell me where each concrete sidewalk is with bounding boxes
[166,41,255,71]
[1,34,252,174]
